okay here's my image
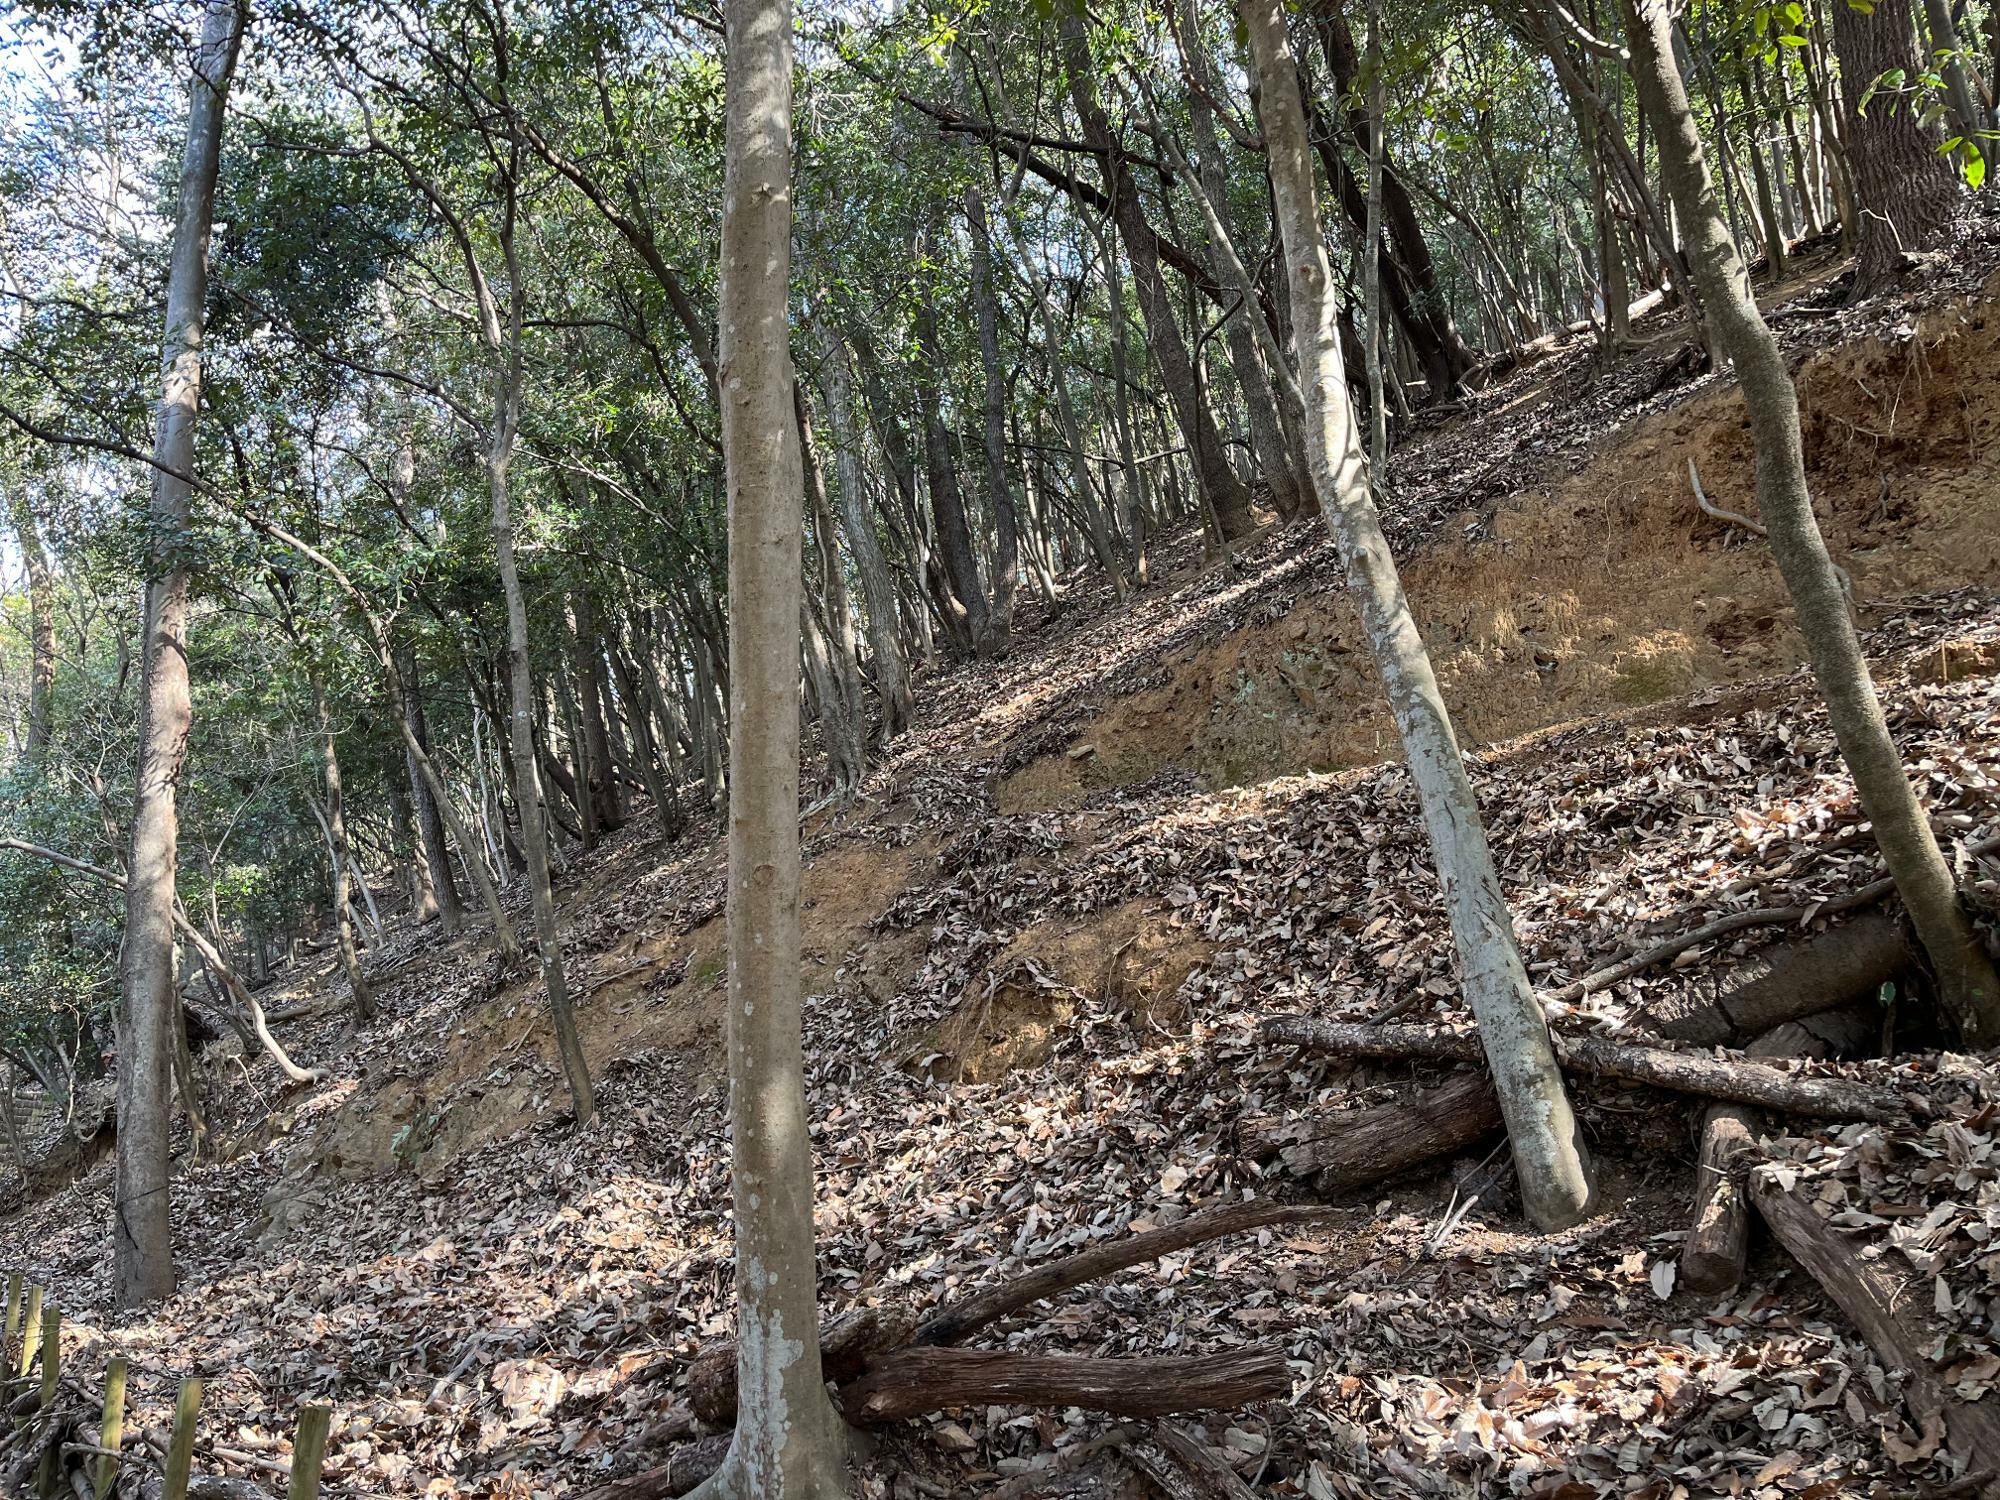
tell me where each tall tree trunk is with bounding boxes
[1621,0,2000,1042]
[1831,0,1959,295]
[572,594,626,835]
[491,403,596,1126]
[114,0,244,1310]
[814,320,914,738]
[698,0,847,1490]
[9,492,55,764]
[387,773,436,921]
[964,183,1021,657]
[912,288,987,652]
[1241,0,1595,1231]
[1060,14,1259,541]
[797,382,867,798]
[398,645,464,933]
[1306,0,1481,400]
[312,682,375,1022]
[1171,0,1310,518]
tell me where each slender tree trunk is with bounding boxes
[312,682,375,1022]
[1831,0,1959,295]
[398,646,464,932]
[1242,0,1595,1231]
[1622,0,2000,1041]
[964,183,1020,657]
[1061,13,1258,540]
[491,395,596,1124]
[1361,0,1390,485]
[814,321,914,738]
[913,289,986,653]
[696,0,847,1490]
[9,492,55,764]
[114,0,244,1309]
[797,382,866,798]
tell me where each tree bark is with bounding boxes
[697,0,846,1492]
[1259,1069,1505,1193]
[398,645,464,933]
[311,682,375,1022]
[114,0,244,1309]
[964,183,1020,656]
[1622,0,2000,1043]
[1241,0,1595,1231]
[8,492,54,764]
[840,1347,1287,1425]
[1061,13,1258,541]
[913,287,987,654]
[1263,1015,1911,1121]
[813,320,913,738]
[1752,1166,2000,1471]
[1831,0,1960,295]
[796,381,867,798]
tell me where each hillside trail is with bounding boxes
[7,235,2000,1498]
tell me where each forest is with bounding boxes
[0,0,1996,1494]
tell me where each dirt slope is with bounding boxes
[5,260,2000,1500]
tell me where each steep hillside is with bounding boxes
[7,263,2000,1499]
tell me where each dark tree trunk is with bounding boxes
[1832,0,1959,295]
[1060,13,1259,540]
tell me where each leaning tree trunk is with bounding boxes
[1240,0,1595,1231]
[114,0,244,1310]
[1621,0,2000,1043]
[1830,0,1959,296]
[1061,13,1259,541]
[696,0,848,1491]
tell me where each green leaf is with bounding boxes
[1778,33,1809,44]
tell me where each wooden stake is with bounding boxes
[163,1378,202,1500]
[17,1283,42,1379]
[36,1302,58,1407]
[96,1356,129,1499]
[2,1273,20,1362]
[288,1404,332,1500]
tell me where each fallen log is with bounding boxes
[1261,1016,1910,1122]
[687,1304,916,1424]
[1643,909,1911,1046]
[912,1198,1329,1347]
[1751,1166,2000,1472]
[839,1346,1288,1425]
[572,1434,733,1500]
[1547,832,1997,1011]
[1263,1070,1502,1193]
[688,1199,1322,1424]
[1680,1008,1874,1297]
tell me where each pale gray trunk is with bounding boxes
[1241,0,1595,1231]
[1623,0,2000,1042]
[114,0,244,1309]
[694,0,847,1490]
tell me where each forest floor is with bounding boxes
[8,228,2000,1500]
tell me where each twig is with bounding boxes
[1688,458,1854,609]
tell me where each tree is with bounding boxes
[694,0,848,1491]
[114,0,245,1309]
[1831,0,1960,294]
[1240,0,1596,1232]
[1619,0,2000,1042]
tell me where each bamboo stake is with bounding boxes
[288,1404,332,1500]
[18,1283,42,1378]
[163,1378,202,1500]
[96,1357,129,1498]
